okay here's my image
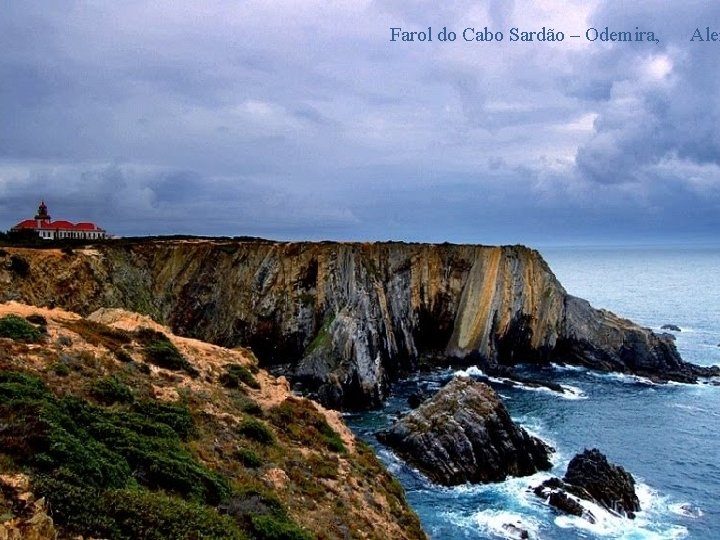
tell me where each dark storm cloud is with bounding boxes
[574,1,720,185]
[1,1,719,244]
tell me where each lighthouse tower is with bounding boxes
[34,201,51,227]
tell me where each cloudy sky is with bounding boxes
[1,1,719,245]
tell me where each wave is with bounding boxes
[547,482,689,539]
[550,362,587,372]
[590,371,661,386]
[452,366,587,400]
[454,365,486,378]
[669,502,703,518]
[472,510,542,539]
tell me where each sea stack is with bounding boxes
[534,448,640,520]
[377,376,552,485]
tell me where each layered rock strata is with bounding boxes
[377,376,552,485]
[1,240,715,409]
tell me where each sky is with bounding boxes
[1,1,719,245]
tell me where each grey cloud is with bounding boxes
[1,1,719,245]
[573,2,720,186]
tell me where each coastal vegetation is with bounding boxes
[0,308,425,539]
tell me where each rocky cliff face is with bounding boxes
[1,240,712,409]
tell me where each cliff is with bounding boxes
[1,240,714,409]
[0,302,425,539]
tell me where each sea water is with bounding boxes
[345,247,720,539]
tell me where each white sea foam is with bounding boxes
[446,469,691,539]
[473,510,541,539]
[550,362,587,372]
[453,365,485,378]
[669,502,704,518]
[547,482,689,539]
[496,376,588,400]
[591,371,660,386]
[453,365,588,399]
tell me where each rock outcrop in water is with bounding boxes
[377,376,553,485]
[534,448,640,520]
[1,240,716,409]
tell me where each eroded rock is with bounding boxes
[377,376,552,486]
[534,449,640,520]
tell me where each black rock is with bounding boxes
[564,449,640,515]
[501,523,530,539]
[661,324,681,332]
[534,448,640,520]
[377,376,553,486]
[407,389,429,409]
[547,491,585,518]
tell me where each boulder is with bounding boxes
[377,376,552,486]
[661,324,681,332]
[407,389,429,409]
[534,448,640,519]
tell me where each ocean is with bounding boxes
[345,247,720,539]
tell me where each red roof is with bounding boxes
[74,222,102,231]
[12,219,103,232]
[13,219,39,230]
[48,220,74,229]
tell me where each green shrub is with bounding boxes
[8,255,29,277]
[33,475,246,540]
[0,370,316,540]
[0,372,229,513]
[131,400,195,440]
[241,400,264,416]
[90,376,135,405]
[235,448,262,468]
[139,331,198,377]
[103,489,246,540]
[269,398,346,454]
[0,315,43,342]
[219,489,310,540]
[221,364,260,390]
[250,514,313,540]
[114,349,133,363]
[52,362,71,377]
[0,371,53,401]
[238,419,274,445]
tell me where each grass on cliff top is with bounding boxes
[135,327,199,377]
[0,371,312,540]
[0,315,44,343]
[269,397,346,454]
[221,363,261,390]
[64,319,132,351]
[0,310,425,539]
